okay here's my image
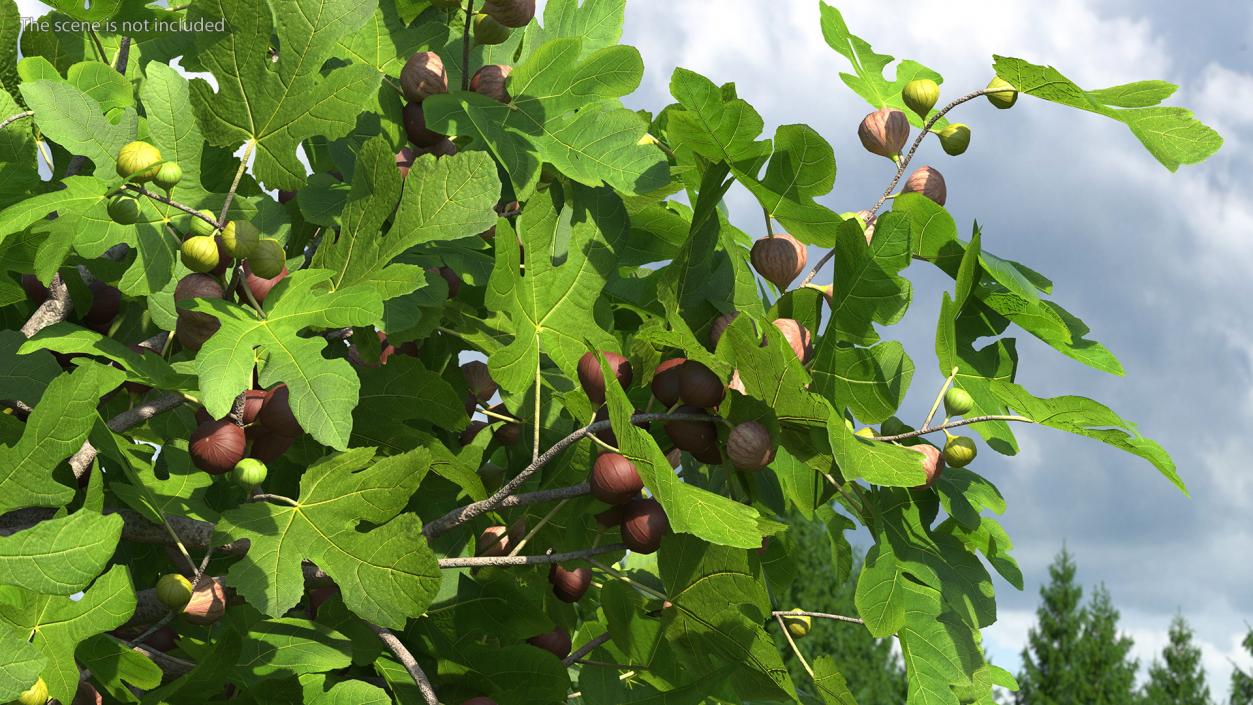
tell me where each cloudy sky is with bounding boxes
[14,0,1253,697]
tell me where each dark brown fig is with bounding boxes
[174,273,225,326]
[708,312,739,348]
[526,625,572,659]
[182,577,228,625]
[590,452,644,505]
[243,260,288,305]
[145,625,178,652]
[620,497,669,554]
[399,51,448,103]
[911,444,945,489]
[595,504,627,527]
[549,565,592,603]
[259,384,302,437]
[249,429,296,463]
[577,351,633,405]
[650,358,686,407]
[461,698,499,705]
[417,138,458,159]
[593,406,617,446]
[492,420,522,446]
[772,319,813,362]
[460,420,488,446]
[395,147,416,179]
[664,405,717,453]
[665,447,682,469]
[726,421,775,470]
[189,419,246,475]
[482,0,535,27]
[437,266,461,298]
[402,101,445,148]
[476,525,513,557]
[83,279,122,331]
[175,317,216,352]
[750,233,808,289]
[21,274,49,306]
[242,389,269,425]
[678,361,724,408]
[277,190,297,205]
[691,443,723,465]
[470,64,513,103]
[306,585,340,618]
[462,361,498,403]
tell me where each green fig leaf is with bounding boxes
[0,509,122,595]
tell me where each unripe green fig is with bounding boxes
[232,458,268,487]
[986,77,1018,109]
[181,235,221,273]
[474,13,511,45]
[879,416,911,437]
[782,609,812,638]
[221,220,260,258]
[190,209,219,237]
[854,427,875,439]
[902,78,940,119]
[116,141,163,181]
[107,194,142,225]
[938,123,971,156]
[247,238,286,279]
[943,387,975,416]
[156,573,194,610]
[15,677,48,705]
[943,436,977,467]
[153,161,183,190]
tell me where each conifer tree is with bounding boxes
[1016,549,1085,705]
[1141,615,1211,705]
[1228,629,1252,705]
[1075,585,1139,705]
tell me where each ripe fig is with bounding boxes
[943,436,977,468]
[772,318,813,362]
[145,625,178,652]
[176,317,216,351]
[437,266,461,298]
[259,384,302,437]
[471,64,513,103]
[241,389,268,424]
[595,504,627,527]
[20,274,48,306]
[482,0,535,27]
[460,420,488,446]
[527,625,572,658]
[247,238,286,280]
[250,429,296,463]
[116,141,163,181]
[189,419,246,475]
[476,525,513,557]
[15,677,48,705]
[174,274,224,348]
[726,421,774,470]
[154,161,183,191]
[750,233,808,289]
[400,51,448,103]
[107,193,142,224]
[463,361,498,402]
[402,102,445,148]
[857,108,909,160]
[190,209,219,237]
[590,452,644,505]
[910,444,945,489]
[902,78,940,119]
[474,13,511,45]
[492,419,523,446]
[84,279,121,329]
[577,351,633,405]
[396,146,416,179]
[550,565,592,603]
[709,312,739,348]
[620,497,669,554]
[417,138,458,159]
[944,387,975,416]
[181,235,220,273]
[902,166,947,206]
[691,443,723,465]
[221,221,260,258]
[243,258,288,305]
[782,609,812,638]
[986,77,1018,109]
[156,573,194,610]
[678,361,724,408]
[72,681,103,705]
[664,405,717,453]
[231,457,268,487]
[182,577,228,625]
[938,123,971,156]
[461,699,498,705]
[650,358,686,407]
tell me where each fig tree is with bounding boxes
[691,443,723,465]
[14,677,48,705]
[481,0,535,27]
[664,405,717,453]
[943,436,977,467]
[181,235,221,273]
[650,358,686,407]
[986,77,1018,109]
[902,166,947,206]
[259,384,302,437]
[902,78,940,118]
[247,238,286,280]
[116,141,163,181]
[156,573,194,610]
[577,350,633,405]
[772,318,813,362]
[182,577,228,625]
[620,497,669,554]
[402,102,445,148]
[527,625,572,658]
[107,193,141,224]
[590,452,644,505]
[726,421,774,470]
[474,13,511,45]
[678,360,724,408]
[400,51,448,103]
[221,220,260,258]
[782,609,812,638]
[858,107,909,160]
[911,443,945,489]
[154,160,183,190]
[550,565,592,602]
[750,233,808,289]
[943,387,975,416]
[462,360,498,403]
[471,64,512,103]
[189,419,246,475]
[231,458,268,487]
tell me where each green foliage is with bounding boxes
[1016,550,1086,705]
[1141,615,1211,705]
[1232,631,1253,705]
[1074,586,1138,705]
[0,1,1220,703]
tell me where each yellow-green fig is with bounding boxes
[107,194,142,225]
[116,141,163,182]
[474,13,511,45]
[902,78,940,119]
[986,77,1018,109]
[15,677,48,705]
[156,573,194,610]
[190,209,219,237]
[181,236,221,273]
[154,161,183,190]
[221,220,260,258]
[944,387,975,416]
[938,123,971,156]
[943,436,977,467]
[232,458,268,487]
[782,609,812,638]
[247,238,286,279]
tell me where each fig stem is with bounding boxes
[771,610,864,625]
[461,0,475,92]
[369,624,440,705]
[533,360,542,462]
[562,631,615,666]
[236,266,267,319]
[774,612,815,678]
[587,558,669,602]
[873,414,1033,443]
[125,184,223,231]
[506,499,569,556]
[437,543,625,568]
[218,139,257,226]
[800,88,999,288]
[922,368,959,431]
[479,406,522,424]
[250,493,299,507]
[0,110,33,131]
[763,207,774,237]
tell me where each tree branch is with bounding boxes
[0,111,33,131]
[771,610,864,625]
[69,393,187,480]
[20,274,71,338]
[124,184,222,230]
[437,544,626,569]
[871,415,1032,443]
[369,624,439,705]
[563,632,612,667]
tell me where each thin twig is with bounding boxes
[587,558,669,602]
[922,368,959,432]
[563,631,613,667]
[369,624,439,705]
[124,184,222,229]
[771,610,864,625]
[237,265,267,318]
[871,415,1032,443]
[438,544,625,569]
[507,499,568,557]
[0,111,33,131]
[498,482,589,510]
[112,36,132,73]
[461,0,475,91]
[775,613,814,679]
[218,140,256,225]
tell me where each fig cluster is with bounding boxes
[188,383,303,475]
[398,51,459,164]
